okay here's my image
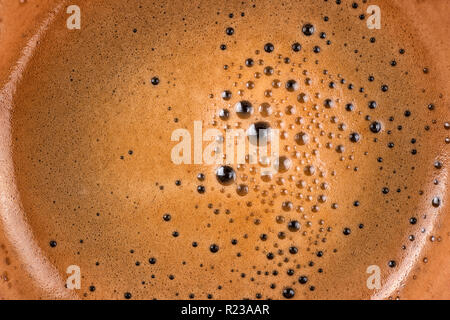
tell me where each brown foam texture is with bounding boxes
[0,0,449,300]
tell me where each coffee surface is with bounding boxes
[0,0,449,299]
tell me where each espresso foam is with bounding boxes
[0,0,449,299]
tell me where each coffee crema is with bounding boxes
[0,0,449,299]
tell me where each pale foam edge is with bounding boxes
[0,0,76,299]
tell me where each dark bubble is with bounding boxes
[335,145,345,153]
[289,246,298,254]
[235,101,254,119]
[247,122,271,145]
[221,90,232,100]
[282,288,295,299]
[49,240,57,248]
[236,184,249,196]
[216,166,236,186]
[151,77,160,85]
[304,165,315,176]
[210,244,219,253]
[432,197,441,208]
[345,103,354,112]
[388,260,397,268]
[368,101,377,109]
[370,121,382,133]
[324,99,334,108]
[343,228,351,235]
[298,276,308,284]
[275,156,291,173]
[292,42,302,52]
[288,220,301,232]
[263,66,274,76]
[285,80,299,92]
[225,27,234,36]
[245,58,254,67]
[302,23,315,36]
[434,161,442,169]
[295,132,310,145]
[219,108,230,120]
[349,133,360,143]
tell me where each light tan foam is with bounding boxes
[0,0,449,300]
[0,0,75,299]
